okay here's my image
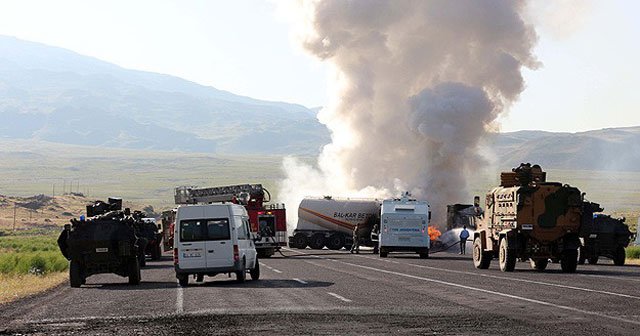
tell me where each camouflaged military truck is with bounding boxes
[473,163,583,273]
[58,198,141,287]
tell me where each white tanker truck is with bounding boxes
[288,197,381,250]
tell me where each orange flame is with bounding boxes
[428,226,442,241]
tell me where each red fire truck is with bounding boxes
[173,184,287,258]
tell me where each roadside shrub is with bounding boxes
[626,246,640,259]
[0,233,68,275]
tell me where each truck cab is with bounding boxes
[378,194,431,258]
[173,204,259,286]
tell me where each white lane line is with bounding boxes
[176,282,184,314]
[260,262,283,274]
[576,273,640,283]
[293,278,308,285]
[287,249,640,326]
[355,255,640,301]
[327,292,352,303]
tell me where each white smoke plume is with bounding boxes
[278,0,538,227]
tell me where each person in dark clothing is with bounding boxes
[459,225,470,255]
[371,222,380,254]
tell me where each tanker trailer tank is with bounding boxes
[288,197,381,250]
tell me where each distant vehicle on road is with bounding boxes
[175,184,287,258]
[173,203,260,286]
[378,193,431,258]
[288,197,381,250]
[473,164,583,273]
[578,203,631,266]
[140,217,163,262]
[58,198,141,287]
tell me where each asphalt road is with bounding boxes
[1,248,640,335]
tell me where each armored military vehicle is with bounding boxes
[578,202,631,265]
[473,163,583,273]
[57,198,141,287]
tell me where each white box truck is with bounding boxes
[173,204,259,286]
[379,194,431,258]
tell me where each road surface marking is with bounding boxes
[260,262,283,274]
[176,282,184,314]
[327,292,352,303]
[576,273,640,283]
[286,248,640,326]
[293,278,308,285]
[355,255,640,300]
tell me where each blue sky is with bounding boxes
[0,0,637,132]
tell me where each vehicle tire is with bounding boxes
[69,260,83,288]
[326,233,345,250]
[561,249,578,273]
[196,274,204,282]
[291,233,308,249]
[498,238,516,272]
[380,248,388,258]
[250,258,260,281]
[588,256,599,265]
[236,259,246,283]
[128,257,141,285]
[577,246,586,265]
[419,249,429,259]
[152,243,162,261]
[139,250,147,267]
[530,258,548,272]
[309,233,326,250]
[177,274,189,287]
[613,246,626,266]
[473,237,491,269]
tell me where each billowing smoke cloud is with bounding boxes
[279,0,538,227]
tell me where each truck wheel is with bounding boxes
[588,256,599,265]
[309,233,326,250]
[177,274,189,287]
[128,257,141,285]
[473,237,491,269]
[139,251,147,267]
[236,259,247,283]
[291,233,308,249]
[250,258,260,281]
[69,260,83,288]
[613,246,626,266]
[577,246,586,265]
[530,258,548,272]
[152,243,162,261]
[326,233,345,250]
[498,238,516,272]
[419,249,429,259]
[561,249,578,273]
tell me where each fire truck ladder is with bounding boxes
[174,184,268,204]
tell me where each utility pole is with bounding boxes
[13,204,17,231]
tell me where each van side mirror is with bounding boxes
[428,211,432,221]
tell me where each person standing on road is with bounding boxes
[350,223,361,254]
[459,225,470,255]
[371,222,380,254]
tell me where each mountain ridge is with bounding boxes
[1,36,639,171]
